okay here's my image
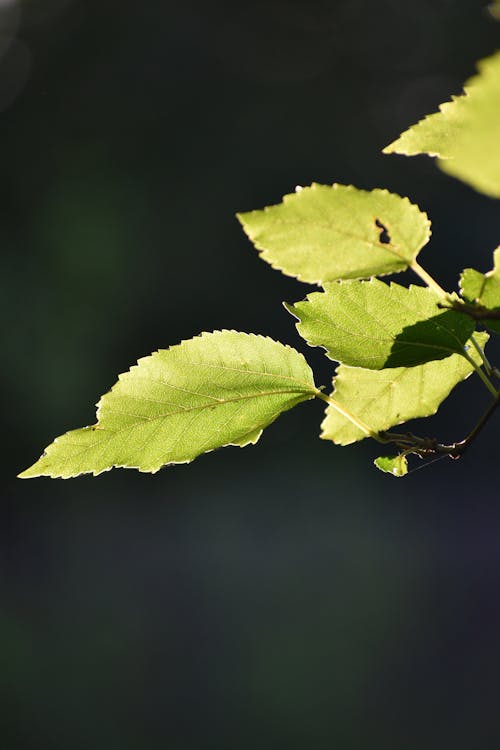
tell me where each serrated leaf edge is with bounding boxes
[318,351,483,446]
[19,330,318,479]
[237,183,431,285]
[285,279,468,368]
[383,52,500,158]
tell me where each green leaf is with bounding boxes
[321,332,488,445]
[384,51,500,198]
[19,331,317,479]
[374,454,408,477]
[488,2,500,20]
[460,268,489,302]
[286,279,474,369]
[460,247,500,333]
[237,183,431,284]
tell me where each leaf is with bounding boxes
[237,183,431,284]
[19,331,317,478]
[488,2,500,20]
[384,51,500,198]
[459,247,500,333]
[286,279,474,369]
[374,454,408,477]
[320,332,488,445]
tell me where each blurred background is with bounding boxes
[2,1,500,747]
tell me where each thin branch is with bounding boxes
[410,261,448,298]
[461,349,499,398]
[439,299,500,321]
[469,335,493,376]
[380,391,500,461]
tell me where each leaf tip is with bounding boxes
[282,300,298,319]
[18,461,44,479]
[17,469,33,480]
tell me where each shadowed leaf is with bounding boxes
[287,279,474,369]
[460,247,500,333]
[321,333,488,445]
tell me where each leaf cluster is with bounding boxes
[20,52,500,480]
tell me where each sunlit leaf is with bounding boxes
[384,51,500,198]
[286,279,473,369]
[19,331,317,478]
[237,183,430,284]
[321,333,488,445]
[374,454,408,477]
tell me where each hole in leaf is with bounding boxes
[375,219,390,244]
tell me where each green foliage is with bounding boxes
[374,455,408,477]
[319,333,488,446]
[384,52,500,198]
[20,51,500,480]
[237,184,430,284]
[19,332,317,478]
[286,280,474,369]
[459,247,500,334]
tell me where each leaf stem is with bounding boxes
[461,349,499,398]
[440,298,500,321]
[408,260,499,394]
[470,334,493,376]
[410,260,448,298]
[315,391,380,440]
[458,392,500,451]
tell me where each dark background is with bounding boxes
[3,1,500,747]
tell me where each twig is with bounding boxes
[438,299,500,321]
[380,392,500,461]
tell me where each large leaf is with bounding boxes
[460,246,500,333]
[384,52,500,198]
[321,333,488,445]
[286,279,474,369]
[19,331,317,478]
[237,183,431,284]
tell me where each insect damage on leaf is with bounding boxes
[20,52,500,480]
[237,183,430,285]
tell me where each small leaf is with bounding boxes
[19,331,317,478]
[459,247,500,333]
[384,51,500,198]
[321,332,488,445]
[287,279,474,369]
[374,454,408,477]
[237,183,431,284]
[460,267,488,302]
